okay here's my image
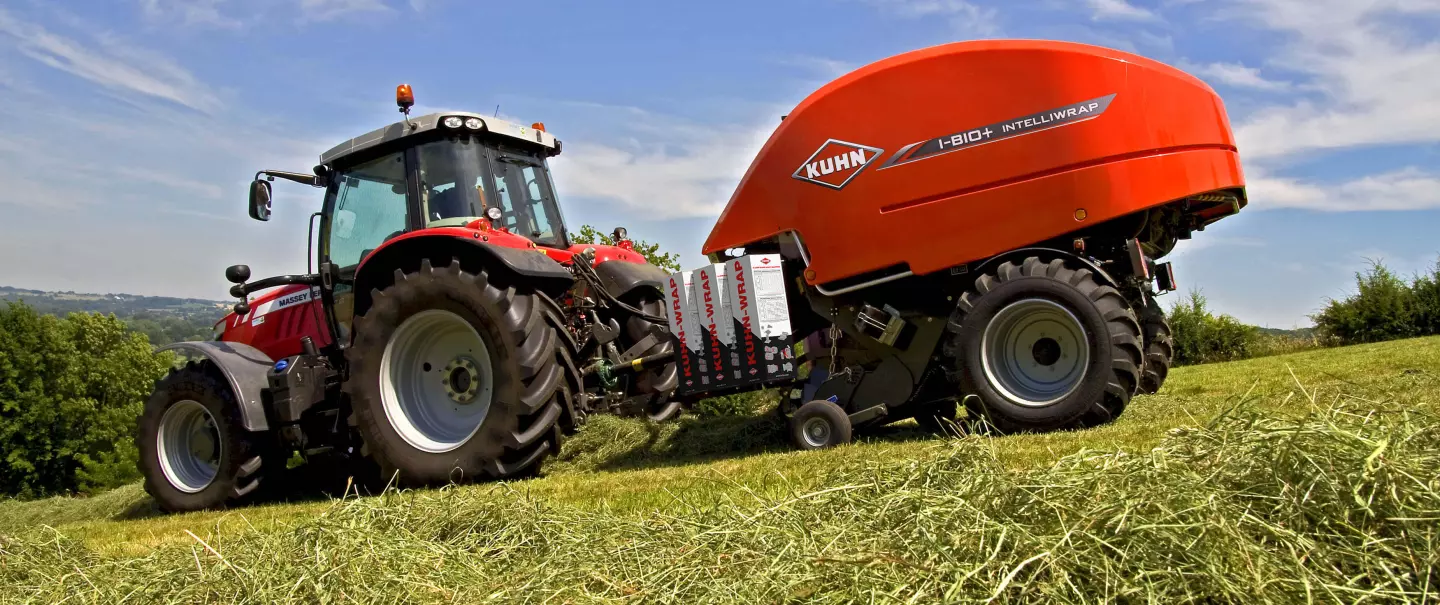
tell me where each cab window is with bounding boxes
[491,154,564,247]
[327,152,408,271]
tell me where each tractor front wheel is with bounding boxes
[344,259,569,486]
[946,257,1143,434]
[137,361,270,512]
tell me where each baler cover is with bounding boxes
[703,40,1245,287]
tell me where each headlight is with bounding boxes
[486,207,503,220]
[442,116,463,129]
[464,117,483,130]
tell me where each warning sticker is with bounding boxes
[879,94,1117,170]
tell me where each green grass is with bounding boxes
[2,337,1438,603]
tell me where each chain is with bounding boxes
[825,323,854,382]
[826,324,839,375]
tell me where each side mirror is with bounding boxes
[225,264,251,284]
[249,179,273,221]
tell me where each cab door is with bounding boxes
[319,150,415,343]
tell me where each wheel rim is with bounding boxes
[801,417,832,447]
[157,400,221,493]
[379,309,495,453]
[981,298,1090,407]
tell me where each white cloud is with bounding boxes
[299,0,392,21]
[1248,167,1440,212]
[1085,0,1159,21]
[860,0,1002,37]
[1227,0,1440,159]
[0,8,221,112]
[777,55,858,79]
[1182,61,1291,91]
[138,0,241,28]
[549,115,775,220]
[136,0,402,27]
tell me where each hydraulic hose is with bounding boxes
[572,254,668,324]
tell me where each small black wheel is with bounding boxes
[789,400,853,450]
[914,399,961,435]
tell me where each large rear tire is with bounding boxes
[621,293,681,422]
[344,259,567,486]
[1137,295,1173,394]
[137,361,270,512]
[945,257,1142,434]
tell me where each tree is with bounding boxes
[1409,258,1440,337]
[1312,260,1419,345]
[1167,291,1259,366]
[0,303,172,497]
[569,225,682,272]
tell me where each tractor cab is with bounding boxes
[315,118,569,273]
[315,88,570,262]
[232,85,576,358]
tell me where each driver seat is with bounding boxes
[428,186,469,221]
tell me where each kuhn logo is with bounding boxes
[792,139,884,190]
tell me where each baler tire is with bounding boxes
[1137,296,1173,395]
[622,293,681,422]
[344,258,567,486]
[790,400,852,450]
[137,361,270,512]
[945,256,1143,434]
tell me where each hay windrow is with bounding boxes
[2,399,1436,604]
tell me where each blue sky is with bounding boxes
[0,0,1436,328]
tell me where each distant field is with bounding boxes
[2,337,1437,603]
[0,285,228,320]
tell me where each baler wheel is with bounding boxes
[622,294,682,422]
[1137,296,1173,395]
[945,257,1143,434]
[137,361,271,512]
[790,400,852,450]
[344,258,569,486]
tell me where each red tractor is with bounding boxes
[138,85,678,511]
[138,40,1246,512]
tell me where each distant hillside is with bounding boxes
[0,286,228,319]
[1257,326,1317,339]
[0,286,229,346]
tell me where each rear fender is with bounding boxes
[969,247,1122,290]
[157,341,274,431]
[592,258,669,301]
[352,234,574,318]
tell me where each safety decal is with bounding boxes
[792,139,885,190]
[878,94,1117,170]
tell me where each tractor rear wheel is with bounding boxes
[137,361,270,512]
[1137,295,1173,394]
[344,259,568,486]
[945,257,1143,434]
[621,293,681,422]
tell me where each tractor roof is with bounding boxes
[319,112,559,166]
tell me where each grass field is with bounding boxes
[2,337,1438,603]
